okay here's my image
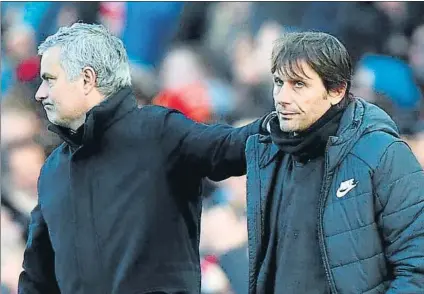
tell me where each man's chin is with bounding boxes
[47,117,64,128]
[279,122,303,133]
[279,119,313,133]
[46,115,56,125]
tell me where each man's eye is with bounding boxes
[294,81,305,88]
[273,77,283,86]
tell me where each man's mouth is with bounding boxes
[278,111,300,120]
[278,111,299,116]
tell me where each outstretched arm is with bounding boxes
[159,107,272,181]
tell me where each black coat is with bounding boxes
[18,87,264,294]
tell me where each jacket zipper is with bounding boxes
[318,141,338,294]
[69,145,84,293]
[253,139,264,293]
[70,145,106,293]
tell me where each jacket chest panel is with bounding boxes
[39,152,74,243]
[323,157,386,271]
[324,156,382,238]
[40,139,167,241]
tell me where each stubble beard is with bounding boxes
[278,114,310,133]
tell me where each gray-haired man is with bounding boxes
[18,23,270,294]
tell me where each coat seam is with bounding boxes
[362,280,386,293]
[382,197,424,219]
[331,251,384,270]
[325,221,376,238]
[327,190,372,207]
[375,170,424,218]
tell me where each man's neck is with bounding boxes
[67,92,106,131]
[68,115,86,131]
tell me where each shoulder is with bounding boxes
[136,104,178,118]
[246,135,281,168]
[350,130,404,170]
[246,134,264,157]
[133,105,187,127]
[119,105,176,135]
[44,143,67,166]
[38,142,68,180]
[126,104,171,123]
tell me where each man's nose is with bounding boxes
[275,84,292,104]
[35,83,47,102]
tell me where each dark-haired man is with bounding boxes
[245,31,424,293]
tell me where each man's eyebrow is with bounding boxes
[273,73,308,82]
[290,76,308,82]
[41,73,55,80]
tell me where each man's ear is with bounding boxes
[82,67,97,95]
[329,82,347,105]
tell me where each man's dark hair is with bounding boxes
[271,31,353,103]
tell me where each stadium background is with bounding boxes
[1,2,424,293]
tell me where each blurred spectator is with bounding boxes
[409,24,424,92]
[23,2,81,44]
[1,99,40,147]
[203,2,252,77]
[330,2,390,65]
[300,2,424,65]
[74,1,101,24]
[98,2,126,36]
[248,2,309,35]
[200,255,231,294]
[154,45,236,123]
[231,23,278,121]
[3,23,36,65]
[1,88,46,246]
[374,2,424,58]
[1,207,26,294]
[200,118,256,294]
[2,23,39,95]
[5,140,44,200]
[352,54,422,132]
[174,2,212,43]
[121,2,184,69]
[352,53,424,167]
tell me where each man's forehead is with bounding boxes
[40,47,61,65]
[40,62,58,78]
[274,60,315,80]
[42,46,61,57]
[40,47,61,76]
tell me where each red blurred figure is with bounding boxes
[153,82,213,123]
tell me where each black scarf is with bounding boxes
[269,103,347,162]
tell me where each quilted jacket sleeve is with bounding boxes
[373,141,424,293]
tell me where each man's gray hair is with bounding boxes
[38,23,131,97]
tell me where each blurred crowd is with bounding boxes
[1,2,424,293]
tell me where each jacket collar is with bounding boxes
[258,139,281,168]
[48,86,137,148]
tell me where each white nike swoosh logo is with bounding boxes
[336,180,358,198]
